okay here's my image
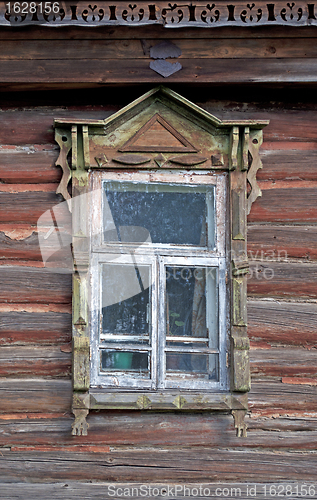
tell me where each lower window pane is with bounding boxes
[100,350,150,375]
[166,353,218,380]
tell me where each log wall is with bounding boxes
[0,24,316,498]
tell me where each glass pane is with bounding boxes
[166,353,218,380]
[101,263,151,343]
[103,181,215,247]
[100,350,149,374]
[166,266,218,349]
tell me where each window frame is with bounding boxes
[53,86,268,437]
[90,171,228,392]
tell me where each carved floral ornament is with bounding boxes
[3,0,317,27]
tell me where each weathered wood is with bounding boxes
[248,300,317,347]
[248,187,317,222]
[0,379,72,413]
[0,311,71,345]
[0,448,316,482]
[2,58,317,84]
[0,413,317,450]
[250,346,317,379]
[260,149,317,181]
[0,149,60,183]
[0,345,71,377]
[0,231,42,260]
[3,38,317,61]
[0,481,316,500]
[0,267,71,304]
[248,261,317,298]
[248,225,317,260]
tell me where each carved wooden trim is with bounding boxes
[54,86,268,438]
[3,1,317,28]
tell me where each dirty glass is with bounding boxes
[165,266,218,349]
[101,263,151,344]
[100,350,149,375]
[103,181,215,248]
[165,353,218,380]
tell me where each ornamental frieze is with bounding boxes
[2,1,317,27]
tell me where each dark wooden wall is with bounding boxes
[0,24,316,498]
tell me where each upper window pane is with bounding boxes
[103,181,215,247]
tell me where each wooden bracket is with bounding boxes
[232,409,247,438]
[71,409,89,436]
[55,128,72,209]
[247,129,264,215]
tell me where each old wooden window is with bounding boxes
[54,87,268,437]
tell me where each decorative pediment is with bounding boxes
[119,113,197,153]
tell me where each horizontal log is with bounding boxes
[251,346,317,379]
[259,149,317,181]
[3,38,317,61]
[0,108,114,145]
[0,311,71,345]
[0,267,71,304]
[0,346,71,377]
[0,149,60,183]
[0,379,72,413]
[2,58,317,85]
[0,231,42,260]
[0,192,71,224]
[248,187,317,223]
[248,300,317,347]
[0,447,316,483]
[248,261,317,298]
[1,413,317,451]
[248,225,317,260]
[0,481,316,500]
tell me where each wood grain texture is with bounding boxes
[248,300,317,347]
[260,149,317,181]
[3,38,317,61]
[0,413,317,450]
[0,345,71,377]
[248,261,317,298]
[0,311,71,345]
[248,187,317,222]
[0,267,71,304]
[248,225,317,260]
[250,346,317,379]
[0,149,60,183]
[0,231,42,260]
[2,58,317,84]
[0,447,316,482]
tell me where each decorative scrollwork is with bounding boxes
[240,3,263,22]
[0,1,315,27]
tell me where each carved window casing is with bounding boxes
[54,87,268,437]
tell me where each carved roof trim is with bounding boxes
[54,87,269,130]
[2,1,317,28]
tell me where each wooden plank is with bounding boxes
[0,192,70,224]
[250,346,317,379]
[1,58,317,84]
[248,300,317,347]
[0,267,71,304]
[0,311,71,345]
[248,261,317,298]
[259,149,317,181]
[248,187,317,223]
[0,379,72,413]
[0,481,316,500]
[0,447,316,483]
[250,380,317,414]
[248,225,317,260]
[0,109,114,145]
[3,38,317,60]
[0,231,42,260]
[1,413,317,450]
[0,346,71,377]
[0,149,60,183]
